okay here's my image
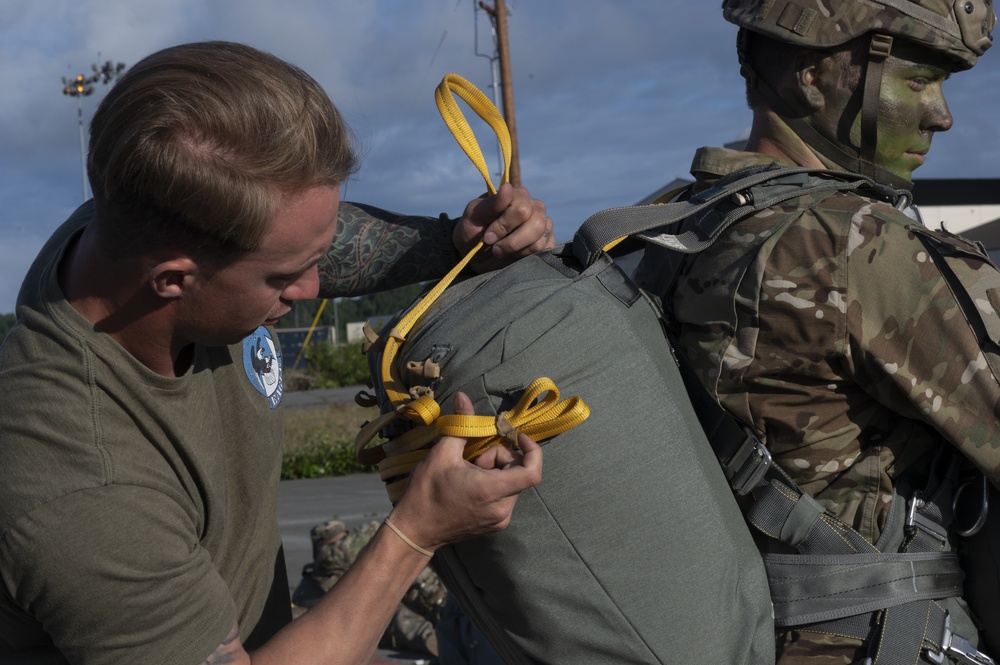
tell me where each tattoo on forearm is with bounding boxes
[318,201,461,298]
[203,623,243,665]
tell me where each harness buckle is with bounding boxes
[905,491,949,545]
[928,615,996,665]
[726,429,772,496]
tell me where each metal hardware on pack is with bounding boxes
[928,615,996,665]
[729,190,753,207]
[954,473,990,537]
[905,492,950,545]
[429,344,452,364]
[726,430,773,496]
[895,191,915,211]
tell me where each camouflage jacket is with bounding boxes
[639,146,1000,661]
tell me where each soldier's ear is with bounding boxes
[794,49,830,112]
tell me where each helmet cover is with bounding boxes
[722,0,995,69]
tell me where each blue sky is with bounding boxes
[1,1,998,313]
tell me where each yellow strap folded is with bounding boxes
[357,75,591,502]
[375,379,591,502]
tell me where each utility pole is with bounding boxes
[479,0,521,186]
[62,59,126,202]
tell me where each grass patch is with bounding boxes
[303,342,372,388]
[282,401,383,480]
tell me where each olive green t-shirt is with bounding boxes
[0,203,289,664]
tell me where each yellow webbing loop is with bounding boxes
[434,73,512,192]
[380,73,512,407]
[357,75,591,502]
[375,378,591,502]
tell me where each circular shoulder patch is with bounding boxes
[242,326,284,409]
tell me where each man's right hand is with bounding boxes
[207,392,541,665]
[387,391,543,553]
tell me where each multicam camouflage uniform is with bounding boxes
[292,519,447,657]
[641,146,1000,663]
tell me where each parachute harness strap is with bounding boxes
[356,74,589,500]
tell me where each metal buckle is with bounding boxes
[726,430,772,496]
[905,491,949,545]
[929,615,997,665]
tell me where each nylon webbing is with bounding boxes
[660,172,976,662]
[356,75,589,500]
[571,165,904,268]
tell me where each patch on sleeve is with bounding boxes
[242,326,284,409]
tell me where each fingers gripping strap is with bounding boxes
[376,379,590,503]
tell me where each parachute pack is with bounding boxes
[353,75,997,664]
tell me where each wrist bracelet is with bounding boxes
[383,517,433,557]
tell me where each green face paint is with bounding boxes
[814,42,956,181]
[862,43,954,180]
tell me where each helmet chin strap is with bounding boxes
[738,31,914,192]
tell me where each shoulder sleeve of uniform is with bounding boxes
[1,485,235,665]
[843,204,1000,482]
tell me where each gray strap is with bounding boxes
[570,165,886,266]
[799,601,954,665]
[765,552,964,627]
[638,175,874,254]
[747,479,877,555]
[872,600,948,665]
[778,491,825,548]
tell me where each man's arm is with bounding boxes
[319,184,554,298]
[202,393,542,665]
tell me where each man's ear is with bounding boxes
[794,50,830,112]
[149,256,197,299]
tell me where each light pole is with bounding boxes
[62,59,126,202]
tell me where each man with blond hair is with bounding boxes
[0,41,552,665]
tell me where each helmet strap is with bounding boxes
[859,34,894,177]
[737,30,914,192]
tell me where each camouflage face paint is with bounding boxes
[853,42,955,180]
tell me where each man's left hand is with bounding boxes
[453,183,556,273]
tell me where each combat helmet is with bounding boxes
[723,0,996,187]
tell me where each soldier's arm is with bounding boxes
[199,393,542,665]
[846,210,1000,485]
[318,184,554,298]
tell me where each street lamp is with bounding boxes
[62,59,126,202]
